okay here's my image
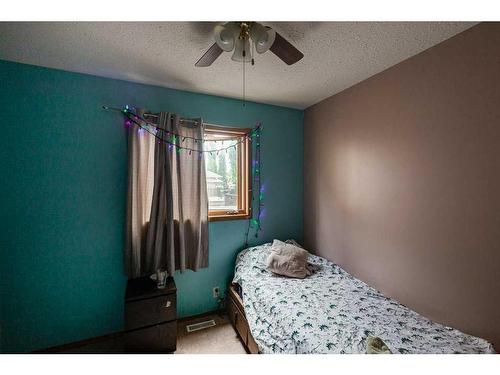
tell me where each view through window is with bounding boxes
[205,138,238,211]
[204,125,251,220]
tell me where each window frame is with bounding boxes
[204,124,252,222]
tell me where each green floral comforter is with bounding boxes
[232,244,494,354]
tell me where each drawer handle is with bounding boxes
[163,301,172,308]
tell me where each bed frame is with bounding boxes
[227,283,260,354]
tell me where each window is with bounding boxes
[204,125,251,221]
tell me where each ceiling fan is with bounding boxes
[195,22,304,67]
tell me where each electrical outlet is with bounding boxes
[212,286,220,299]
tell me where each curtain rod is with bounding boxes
[102,106,203,125]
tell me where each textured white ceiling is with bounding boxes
[0,22,476,109]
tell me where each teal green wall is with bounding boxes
[0,59,303,353]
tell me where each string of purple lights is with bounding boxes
[245,122,263,246]
[121,106,260,155]
[110,105,264,243]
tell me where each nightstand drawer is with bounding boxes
[125,321,177,353]
[125,294,176,331]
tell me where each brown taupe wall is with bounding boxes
[304,22,500,348]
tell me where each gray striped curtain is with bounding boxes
[125,110,209,278]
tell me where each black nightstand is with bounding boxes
[124,276,177,353]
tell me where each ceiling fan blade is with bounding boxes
[269,32,304,65]
[195,43,224,67]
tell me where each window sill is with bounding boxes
[209,212,251,222]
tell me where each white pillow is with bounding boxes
[266,239,311,278]
[284,239,304,248]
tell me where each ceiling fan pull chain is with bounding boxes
[243,46,246,107]
[251,38,255,66]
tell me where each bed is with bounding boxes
[230,243,495,354]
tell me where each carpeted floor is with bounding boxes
[56,312,246,354]
[176,313,247,354]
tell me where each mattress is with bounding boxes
[232,243,495,354]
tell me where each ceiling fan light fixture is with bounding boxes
[250,23,276,54]
[196,21,303,67]
[214,23,239,52]
[231,37,252,63]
